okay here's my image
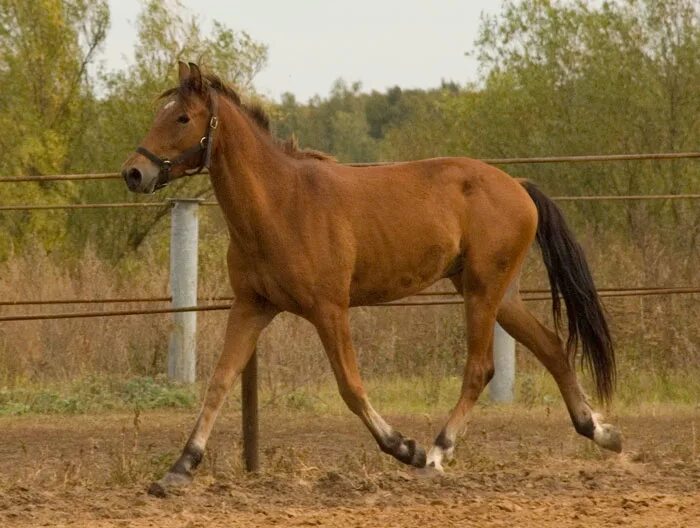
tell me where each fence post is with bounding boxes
[168,198,201,384]
[242,349,260,472]
[489,323,516,403]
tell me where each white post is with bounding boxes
[489,323,515,403]
[168,199,201,383]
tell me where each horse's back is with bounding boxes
[305,157,537,305]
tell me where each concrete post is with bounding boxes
[168,199,201,383]
[489,323,516,403]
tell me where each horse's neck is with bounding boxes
[208,102,293,240]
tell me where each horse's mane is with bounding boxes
[160,74,335,163]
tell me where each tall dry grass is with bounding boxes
[0,209,697,408]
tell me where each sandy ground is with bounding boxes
[0,405,698,527]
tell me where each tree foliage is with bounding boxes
[0,0,697,275]
[0,0,109,256]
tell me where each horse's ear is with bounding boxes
[188,62,203,92]
[178,61,190,84]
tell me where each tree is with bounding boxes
[0,0,109,257]
[0,0,109,176]
[470,0,699,259]
[68,0,269,259]
[274,80,379,163]
[380,0,699,261]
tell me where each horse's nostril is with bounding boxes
[125,167,142,188]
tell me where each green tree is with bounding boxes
[275,80,378,163]
[69,0,268,259]
[470,0,699,261]
[0,0,109,176]
[0,0,109,257]
[378,0,699,275]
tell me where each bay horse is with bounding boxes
[121,62,621,497]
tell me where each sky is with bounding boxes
[104,0,505,102]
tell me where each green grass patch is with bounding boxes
[0,375,197,415]
[0,365,697,417]
[259,367,700,416]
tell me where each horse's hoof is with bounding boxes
[408,441,427,468]
[383,433,427,468]
[147,471,193,498]
[594,423,622,453]
[147,481,168,498]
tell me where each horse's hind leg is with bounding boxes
[425,267,517,471]
[496,295,622,452]
[311,303,426,468]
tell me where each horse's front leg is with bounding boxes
[311,303,427,468]
[149,299,277,497]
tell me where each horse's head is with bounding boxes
[121,62,219,194]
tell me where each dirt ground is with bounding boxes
[0,405,698,527]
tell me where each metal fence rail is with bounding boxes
[1,286,698,322]
[1,150,699,183]
[352,151,700,166]
[0,285,697,307]
[0,193,699,211]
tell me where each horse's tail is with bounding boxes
[521,181,616,402]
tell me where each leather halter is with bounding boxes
[135,90,219,190]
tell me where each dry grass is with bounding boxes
[0,215,697,409]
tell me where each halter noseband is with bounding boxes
[135,90,219,190]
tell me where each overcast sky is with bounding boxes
[104,0,505,102]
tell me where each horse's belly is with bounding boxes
[349,242,462,306]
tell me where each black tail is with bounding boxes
[522,181,616,402]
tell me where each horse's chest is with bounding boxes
[236,258,317,313]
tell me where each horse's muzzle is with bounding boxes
[122,167,143,192]
[121,163,163,194]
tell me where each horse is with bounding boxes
[121,62,621,497]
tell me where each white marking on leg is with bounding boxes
[592,412,609,444]
[189,409,221,452]
[365,403,418,462]
[426,429,455,472]
[190,434,207,452]
[365,403,394,438]
[426,446,446,472]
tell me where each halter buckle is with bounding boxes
[210,116,219,129]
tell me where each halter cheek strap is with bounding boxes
[135,90,219,190]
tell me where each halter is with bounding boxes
[135,90,219,190]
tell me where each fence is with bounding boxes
[1,150,699,471]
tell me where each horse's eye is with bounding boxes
[177,114,190,124]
